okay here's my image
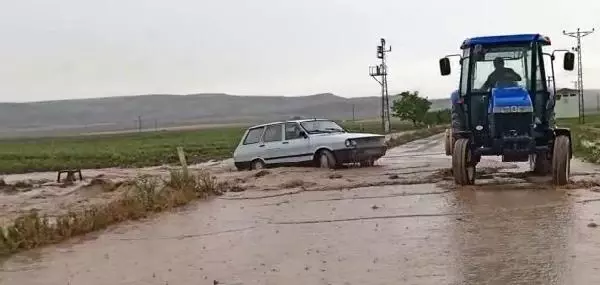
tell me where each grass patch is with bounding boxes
[0,126,245,174]
[0,120,415,175]
[555,114,600,163]
[568,126,600,163]
[0,169,222,258]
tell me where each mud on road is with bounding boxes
[4,133,600,284]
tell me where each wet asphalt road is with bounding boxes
[3,134,600,285]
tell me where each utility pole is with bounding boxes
[136,115,142,132]
[563,27,595,124]
[351,104,356,121]
[369,38,392,133]
[596,93,599,112]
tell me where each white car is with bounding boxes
[233,119,387,170]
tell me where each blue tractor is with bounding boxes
[439,34,576,185]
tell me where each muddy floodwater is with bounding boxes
[4,133,600,284]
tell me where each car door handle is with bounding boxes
[282,141,289,144]
[259,144,265,147]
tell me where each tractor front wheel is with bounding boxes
[530,153,551,175]
[444,129,453,156]
[552,135,571,185]
[452,138,475,185]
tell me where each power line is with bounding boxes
[369,38,392,133]
[563,27,595,124]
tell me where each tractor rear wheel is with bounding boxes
[452,138,475,185]
[551,135,571,186]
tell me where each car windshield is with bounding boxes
[300,120,345,134]
[470,45,532,92]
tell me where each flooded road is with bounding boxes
[3,134,600,284]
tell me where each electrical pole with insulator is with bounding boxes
[563,27,595,124]
[369,38,392,133]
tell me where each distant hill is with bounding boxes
[0,93,449,138]
[1,88,597,138]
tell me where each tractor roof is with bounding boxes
[461,34,551,49]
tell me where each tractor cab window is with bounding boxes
[469,46,531,93]
[459,48,470,96]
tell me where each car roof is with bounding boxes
[247,118,332,129]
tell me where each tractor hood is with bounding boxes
[488,86,534,114]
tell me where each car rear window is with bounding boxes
[243,127,264,144]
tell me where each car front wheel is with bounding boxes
[318,150,337,169]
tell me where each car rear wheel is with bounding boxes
[318,150,337,169]
[251,159,265,170]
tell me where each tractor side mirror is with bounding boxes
[563,52,575,71]
[439,57,451,76]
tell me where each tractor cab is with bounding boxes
[438,34,576,186]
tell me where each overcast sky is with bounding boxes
[0,0,599,102]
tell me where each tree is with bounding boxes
[391,91,432,126]
[423,109,451,125]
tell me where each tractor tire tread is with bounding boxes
[552,135,570,185]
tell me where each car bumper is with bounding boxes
[234,161,251,170]
[333,146,387,163]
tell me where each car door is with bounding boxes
[282,122,311,163]
[260,123,285,164]
[236,126,267,163]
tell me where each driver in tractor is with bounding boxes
[481,57,522,90]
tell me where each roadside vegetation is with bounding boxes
[0,168,222,257]
[558,114,600,163]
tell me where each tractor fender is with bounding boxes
[452,131,472,140]
[554,128,572,159]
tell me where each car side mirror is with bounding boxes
[299,131,308,138]
[563,52,575,71]
[439,57,451,76]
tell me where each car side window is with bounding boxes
[262,124,283,142]
[243,127,265,145]
[285,123,303,140]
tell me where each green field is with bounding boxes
[0,119,417,175]
[557,114,600,163]
[1,112,596,175]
